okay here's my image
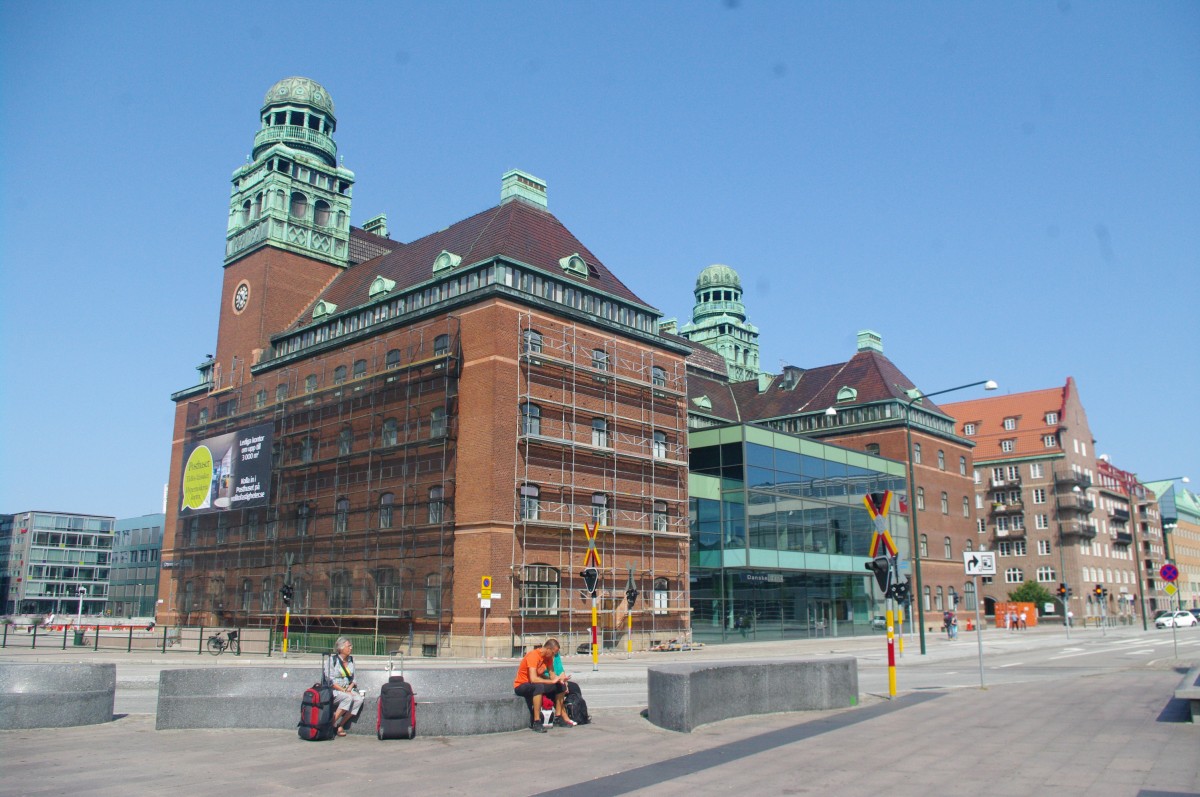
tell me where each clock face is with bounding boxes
[233,282,250,313]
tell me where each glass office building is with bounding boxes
[689,424,908,643]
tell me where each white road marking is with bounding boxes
[998,662,1023,668]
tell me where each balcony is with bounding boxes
[1057,495,1095,514]
[1054,469,1092,489]
[1109,507,1130,522]
[990,476,1021,489]
[1059,521,1097,541]
[1113,532,1133,546]
[993,527,1027,541]
[253,125,337,162]
[990,500,1025,515]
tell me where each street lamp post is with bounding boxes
[905,379,998,655]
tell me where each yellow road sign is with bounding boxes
[582,521,602,568]
[481,575,492,600]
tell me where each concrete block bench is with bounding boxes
[647,657,858,732]
[156,664,527,735]
[0,663,115,729]
[1175,666,1200,722]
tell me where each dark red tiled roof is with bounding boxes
[289,200,652,331]
[943,383,1069,461]
[687,372,742,422]
[730,350,945,420]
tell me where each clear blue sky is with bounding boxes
[1,1,1197,518]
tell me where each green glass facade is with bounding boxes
[689,424,908,642]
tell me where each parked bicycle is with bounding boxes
[207,629,240,655]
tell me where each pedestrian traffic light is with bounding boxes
[625,588,639,610]
[1094,584,1103,597]
[865,556,892,593]
[280,583,294,606]
[581,567,599,596]
[890,578,911,605]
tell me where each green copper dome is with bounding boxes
[695,263,741,291]
[262,77,335,119]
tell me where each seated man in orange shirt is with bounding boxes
[513,638,567,733]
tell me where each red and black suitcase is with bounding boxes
[298,681,336,740]
[376,675,416,740]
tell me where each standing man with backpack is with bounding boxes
[513,639,569,733]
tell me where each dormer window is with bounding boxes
[836,386,857,403]
[312,300,337,319]
[559,253,588,279]
[1003,417,1018,431]
[368,275,396,299]
[692,395,712,410]
[432,250,462,273]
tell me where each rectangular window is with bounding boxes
[1013,540,1027,556]
[1045,412,1058,424]
[1001,440,1015,452]
[1038,539,1052,555]
[1030,463,1044,478]
[963,423,976,436]
[1032,489,1046,504]
[1004,418,1017,431]
[977,519,986,534]
[1043,435,1057,448]
[1035,514,1049,530]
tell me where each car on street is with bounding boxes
[870,615,887,630]
[1155,610,1197,628]
[1188,608,1200,622]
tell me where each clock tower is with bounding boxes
[211,77,356,388]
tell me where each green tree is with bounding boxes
[1008,580,1054,607]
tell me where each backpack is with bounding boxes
[564,687,590,725]
[377,675,416,740]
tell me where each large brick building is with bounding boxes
[159,77,690,655]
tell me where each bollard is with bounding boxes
[162,625,168,654]
[198,625,205,655]
[63,626,68,650]
[93,625,99,651]
[32,624,38,649]
[128,626,134,653]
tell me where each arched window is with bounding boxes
[296,503,310,537]
[379,493,394,529]
[333,365,347,385]
[261,578,274,612]
[937,450,946,470]
[305,374,317,394]
[520,403,541,436]
[290,577,306,611]
[519,484,540,521]
[434,334,450,356]
[183,581,195,613]
[338,426,353,455]
[913,443,922,464]
[965,538,973,552]
[424,573,442,616]
[916,487,925,511]
[289,191,308,219]
[373,567,399,612]
[591,493,609,526]
[335,497,349,533]
[865,443,881,456]
[941,492,949,514]
[653,578,669,615]
[382,418,398,447]
[935,586,944,611]
[353,359,366,379]
[255,389,267,409]
[430,407,446,438]
[241,579,253,612]
[299,436,315,463]
[428,486,445,524]
[520,564,559,616]
[944,536,952,559]
[591,418,609,448]
[652,501,668,532]
[329,570,352,613]
[652,366,667,387]
[959,456,967,476]
[522,329,543,354]
[313,199,331,227]
[276,384,289,403]
[963,580,977,611]
[922,585,931,612]
[197,408,209,424]
[963,496,970,517]
[652,431,667,459]
[919,534,928,558]
[252,192,262,219]
[385,349,401,369]
[241,200,252,226]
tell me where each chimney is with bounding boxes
[857,330,883,353]
[500,169,548,209]
[658,318,678,335]
[362,214,389,238]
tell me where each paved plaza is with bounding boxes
[2,627,1198,796]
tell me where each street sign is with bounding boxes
[480,575,492,600]
[1160,563,1179,583]
[963,551,997,576]
[1164,583,1177,597]
[582,521,602,568]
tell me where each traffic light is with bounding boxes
[1094,584,1103,597]
[865,556,892,593]
[625,588,639,610]
[890,576,912,605]
[1101,587,1109,599]
[581,567,599,596]
[280,583,294,606]
[1057,583,1067,599]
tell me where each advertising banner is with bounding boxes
[179,422,273,516]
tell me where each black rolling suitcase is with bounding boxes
[376,674,416,740]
